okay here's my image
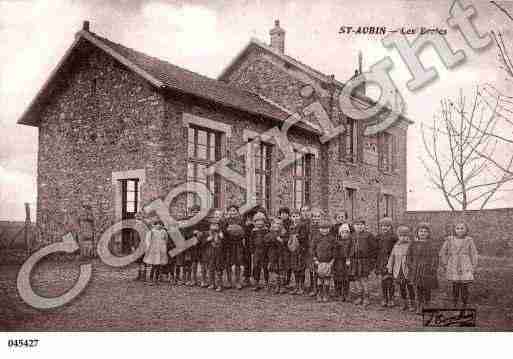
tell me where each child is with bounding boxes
[387,225,415,311]
[248,212,269,291]
[331,211,348,236]
[278,207,293,289]
[143,220,169,284]
[224,205,246,289]
[333,222,352,301]
[267,218,289,294]
[439,221,478,308]
[307,207,323,297]
[133,210,150,281]
[375,217,398,307]
[348,218,377,306]
[407,222,439,314]
[313,219,336,302]
[289,209,307,295]
[204,219,225,292]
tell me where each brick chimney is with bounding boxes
[269,20,285,53]
[83,20,90,31]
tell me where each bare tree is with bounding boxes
[421,87,513,210]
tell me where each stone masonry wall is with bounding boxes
[37,41,165,243]
[223,48,408,230]
[404,208,513,257]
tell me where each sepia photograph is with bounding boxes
[1,0,513,342]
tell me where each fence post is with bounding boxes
[24,203,31,256]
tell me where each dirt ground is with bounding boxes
[0,256,512,331]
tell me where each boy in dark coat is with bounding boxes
[313,219,336,302]
[248,212,269,290]
[266,218,289,294]
[348,218,378,307]
[278,207,293,289]
[375,217,398,307]
[289,210,308,295]
[307,208,322,296]
[182,205,210,286]
[224,204,246,289]
[204,219,225,291]
[333,222,352,301]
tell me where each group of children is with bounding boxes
[137,204,479,314]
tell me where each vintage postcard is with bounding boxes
[1,0,512,342]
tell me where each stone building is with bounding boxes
[18,21,411,246]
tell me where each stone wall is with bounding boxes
[161,91,322,219]
[222,47,408,230]
[404,208,513,257]
[37,41,165,243]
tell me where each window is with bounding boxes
[252,141,272,213]
[120,178,139,254]
[121,179,139,218]
[379,132,396,172]
[293,151,312,210]
[383,194,394,218]
[345,187,356,220]
[345,119,358,163]
[187,126,221,211]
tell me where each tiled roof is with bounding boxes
[19,29,320,134]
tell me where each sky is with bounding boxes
[1,0,513,220]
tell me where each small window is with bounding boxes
[293,152,312,210]
[345,119,358,163]
[383,194,394,219]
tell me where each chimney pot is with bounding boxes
[83,21,90,31]
[269,19,285,54]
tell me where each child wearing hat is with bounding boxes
[248,212,269,291]
[313,218,336,302]
[333,222,352,301]
[387,225,415,311]
[407,222,439,314]
[204,218,225,291]
[439,221,478,308]
[348,218,378,306]
[375,217,398,307]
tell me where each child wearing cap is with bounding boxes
[248,212,269,291]
[348,218,378,306]
[333,222,352,301]
[439,221,478,308]
[376,217,398,307]
[407,222,439,314]
[387,225,415,311]
[204,219,225,291]
[313,219,336,302]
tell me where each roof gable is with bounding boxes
[18,29,319,134]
